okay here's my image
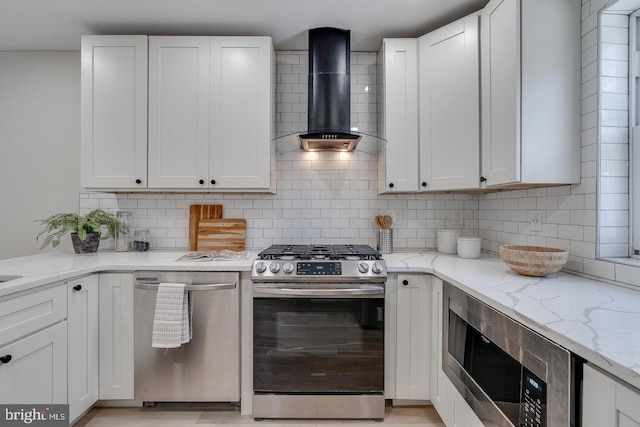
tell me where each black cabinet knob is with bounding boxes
[421,181,427,187]
[0,355,12,364]
[480,176,487,183]
[389,183,394,188]
[135,179,142,184]
[198,179,205,185]
[402,280,409,286]
[210,179,216,185]
[73,284,82,292]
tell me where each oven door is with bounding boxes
[253,283,384,394]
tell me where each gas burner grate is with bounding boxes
[257,244,382,261]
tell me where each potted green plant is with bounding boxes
[35,209,119,254]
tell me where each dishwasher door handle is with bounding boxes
[135,282,236,291]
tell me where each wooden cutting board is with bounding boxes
[196,219,246,251]
[188,205,223,250]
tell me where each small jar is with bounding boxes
[115,211,132,252]
[133,229,150,252]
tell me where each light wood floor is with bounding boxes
[76,403,445,426]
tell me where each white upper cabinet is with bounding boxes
[82,35,275,192]
[210,37,274,189]
[378,38,419,193]
[148,37,211,189]
[148,36,275,191]
[480,0,581,187]
[81,35,148,189]
[419,13,480,191]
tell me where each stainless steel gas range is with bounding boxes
[251,244,387,420]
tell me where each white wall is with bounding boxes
[0,52,81,259]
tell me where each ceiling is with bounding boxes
[0,0,488,52]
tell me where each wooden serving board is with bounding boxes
[196,219,246,251]
[188,205,223,250]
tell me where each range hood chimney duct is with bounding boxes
[297,27,362,152]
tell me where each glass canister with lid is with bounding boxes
[115,211,132,252]
[133,229,150,252]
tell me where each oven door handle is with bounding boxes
[253,285,384,298]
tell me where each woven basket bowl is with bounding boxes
[499,245,568,277]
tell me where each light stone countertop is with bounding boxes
[384,251,640,391]
[1,249,639,391]
[0,250,258,298]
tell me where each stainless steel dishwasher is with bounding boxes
[133,271,240,403]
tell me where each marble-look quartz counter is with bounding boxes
[385,251,640,391]
[0,250,258,298]
[1,249,639,392]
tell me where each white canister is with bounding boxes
[457,237,481,259]
[437,229,462,254]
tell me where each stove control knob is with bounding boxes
[255,262,267,274]
[372,262,384,274]
[269,262,281,273]
[283,262,295,274]
[358,262,369,273]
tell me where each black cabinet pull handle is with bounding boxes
[421,181,427,187]
[73,284,82,292]
[135,179,142,184]
[210,179,216,185]
[198,179,205,185]
[402,280,409,286]
[389,183,394,188]
[0,355,12,364]
[480,176,487,183]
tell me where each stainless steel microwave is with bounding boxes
[443,282,582,427]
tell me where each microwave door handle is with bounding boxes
[253,286,384,297]
[134,283,236,291]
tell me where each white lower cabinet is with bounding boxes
[395,274,431,400]
[430,277,447,412]
[430,277,483,427]
[0,322,67,404]
[68,275,99,422]
[0,284,68,404]
[98,273,135,400]
[583,363,640,427]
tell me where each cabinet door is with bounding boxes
[430,277,447,413]
[480,0,520,186]
[419,14,480,191]
[0,322,67,404]
[395,274,431,400]
[148,36,211,189]
[98,273,134,400]
[378,39,419,193]
[583,364,640,427]
[81,35,148,189]
[210,37,274,190]
[68,276,99,422]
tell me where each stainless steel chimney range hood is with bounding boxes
[297,27,362,152]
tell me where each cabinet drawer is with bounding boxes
[0,284,67,346]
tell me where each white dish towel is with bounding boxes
[152,283,192,348]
